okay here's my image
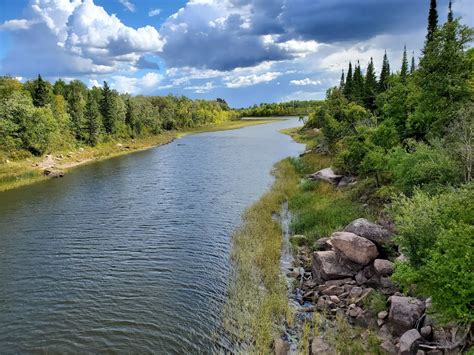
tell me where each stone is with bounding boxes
[311,336,333,355]
[337,176,357,188]
[314,237,332,251]
[324,278,353,287]
[420,326,432,338]
[43,169,65,178]
[426,350,443,355]
[416,350,426,355]
[347,305,363,318]
[321,285,345,296]
[312,251,357,282]
[380,339,397,355]
[396,253,409,263]
[388,296,425,334]
[378,311,389,320]
[399,329,421,355]
[329,295,341,304]
[308,167,343,184]
[378,319,385,326]
[374,259,395,275]
[354,288,374,306]
[344,218,393,246]
[274,338,289,355]
[348,286,363,299]
[330,232,379,265]
[380,277,399,295]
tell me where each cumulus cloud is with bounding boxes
[0,19,35,30]
[118,0,135,12]
[1,0,163,77]
[184,81,215,93]
[148,8,161,17]
[112,72,162,94]
[290,78,322,86]
[225,72,281,88]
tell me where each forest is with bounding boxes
[303,0,473,324]
[0,76,238,159]
[239,100,322,117]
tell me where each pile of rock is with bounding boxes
[279,218,464,355]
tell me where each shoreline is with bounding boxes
[0,119,278,193]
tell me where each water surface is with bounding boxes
[0,118,303,353]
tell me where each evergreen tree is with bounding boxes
[53,79,67,97]
[343,62,353,99]
[379,51,391,92]
[100,81,114,134]
[32,74,50,107]
[125,98,136,134]
[447,0,453,23]
[352,61,365,105]
[339,69,345,90]
[410,51,416,74]
[364,58,378,111]
[85,91,101,146]
[401,45,409,83]
[66,80,87,141]
[426,0,438,45]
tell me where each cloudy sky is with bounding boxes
[0,0,472,107]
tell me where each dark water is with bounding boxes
[0,118,303,353]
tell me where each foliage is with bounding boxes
[239,100,322,117]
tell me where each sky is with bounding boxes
[0,0,472,107]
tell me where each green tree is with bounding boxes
[410,51,416,74]
[85,91,101,146]
[343,62,353,99]
[426,0,438,45]
[66,80,87,141]
[352,61,365,105]
[400,45,409,83]
[125,97,136,135]
[100,81,114,134]
[364,58,378,111]
[53,79,67,97]
[379,51,391,92]
[32,74,51,107]
[339,69,345,90]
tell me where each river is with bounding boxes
[0,118,304,353]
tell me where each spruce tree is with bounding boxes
[364,58,378,111]
[343,62,353,99]
[400,45,409,83]
[339,69,345,90]
[447,0,453,23]
[100,81,114,134]
[352,61,365,105]
[410,51,416,74]
[426,0,438,45]
[85,91,101,146]
[125,98,136,134]
[32,74,50,107]
[379,51,391,92]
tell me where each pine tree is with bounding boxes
[401,45,409,83]
[352,61,365,105]
[410,51,416,74]
[32,74,50,107]
[447,0,453,23]
[343,62,353,99]
[364,58,378,111]
[125,98,136,134]
[100,81,114,134]
[85,92,101,146]
[426,0,438,45]
[339,69,345,90]
[379,51,391,92]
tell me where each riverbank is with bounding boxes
[0,119,276,192]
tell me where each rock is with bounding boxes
[312,251,357,282]
[380,339,398,355]
[426,350,442,355]
[330,232,378,265]
[308,167,343,185]
[420,326,432,338]
[425,297,432,310]
[399,329,421,355]
[324,278,353,287]
[311,336,333,355]
[344,218,393,246]
[354,288,374,306]
[378,311,389,320]
[374,259,395,276]
[416,350,426,355]
[348,286,363,299]
[337,175,357,188]
[396,253,409,263]
[380,277,399,295]
[329,295,340,304]
[389,296,425,334]
[378,319,385,326]
[347,304,363,318]
[274,338,289,355]
[116,143,123,147]
[314,237,332,251]
[43,169,65,178]
[321,285,345,296]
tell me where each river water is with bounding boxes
[0,118,304,353]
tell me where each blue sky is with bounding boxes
[0,0,472,107]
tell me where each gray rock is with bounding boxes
[348,286,363,299]
[331,232,379,265]
[374,259,395,275]
[399,329,421,355]
[389,296,425,334]
[309,167,343,184]
[378,311,389,320]
[324,278,353,287]
[420,326,432,338]
[311,336,333,355]
[380,339,398,355]
[321,285,345,296]
[314,237,332,251]
[43,169,65,178]
[344,218,393,246]
[312,251,357,282]
[274,338,289,355]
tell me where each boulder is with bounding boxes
[399,329,421,355]
[380,339,398,355]
[274,338,289,355]
[313,237,332,251]
[311,336,333,355]
[374,259,395,276]
[309,167,343,184]
[344,218,393,246]
[43,169,65,178]
[337,175,357,188]
[388,296,425,334]
[331,232,378,265]
[312,251,358,282]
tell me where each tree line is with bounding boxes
[239,100,323,117]
[0,76,238,157]
[305,0,473,324]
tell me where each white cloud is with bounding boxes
[148,8,161,17]
[225,72,281,88]
[118,0,135,12]
[184,81,215,93]
[0,19,35,30]
[280,90,325,102]
[112,72,162,94]
[290,78,321,86]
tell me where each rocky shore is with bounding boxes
[277,214,470,354]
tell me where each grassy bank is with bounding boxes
[225,127,369,352]
[0,119,275,193]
